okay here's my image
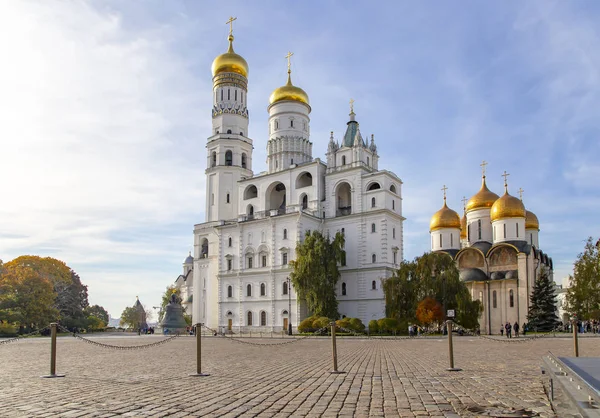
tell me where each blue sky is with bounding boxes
[1,1,599,319]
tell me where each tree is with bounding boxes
[85,305,109,324]
[565,237,600,320]
[119,306,142,329]
[416,297,443,326]
[290,231,345,319]
[527,269,559,331]
[383,252,482,329]
[0,263,59,328]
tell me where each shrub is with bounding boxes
[0,322,17,337]
[312,316,331,331]
[298,316,317,333]
[335,317,351,331]
[348,318,365,333]
[368,319,379,333]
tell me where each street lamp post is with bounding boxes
[287,277,292,335]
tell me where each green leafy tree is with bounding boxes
[527,269,559,331]
[85,305,109,324]
[383,252,481,329]
[119,306,143,329]
[290,231,345,319]
[565,237,600,320]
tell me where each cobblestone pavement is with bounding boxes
[1,334,598,417]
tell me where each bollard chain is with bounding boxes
[204,325,329,347]
[0,326,50,345]
[58,325,179,350]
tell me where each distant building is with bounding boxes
[429,167,553,334]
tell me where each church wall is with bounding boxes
[491,218,526,243]
[526,228,539,248]
[466,208,493,244]
[431,228,461,251]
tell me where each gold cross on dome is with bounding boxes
[518,187,524,200]
[285,51,294,73]
[349,98,355,113]
[441,185,448,201]
[226,16,237,36]
[480,160,488,177]
[501,170,510,188]
[461,196,468,208]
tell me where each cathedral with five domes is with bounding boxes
[429,164,553,334]
[176,19,404,333]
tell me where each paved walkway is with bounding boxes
[1,334,598,417]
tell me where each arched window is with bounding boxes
[247,284,252,297]
[492,290,497,308]
[241,153,247,169]
[342,156,346,165]
[440,234,442,247]
[451,234,453,247]
[274,120,279,130]
[247,311,253,326]
[283,281,288,295]
[240,131,243,136]
[341,282,347,296]
[227,129,232,134]
[509,289,514,307]
[530,233,533,245]
[260,283,266,296]
[226,193,230,204]
[372,254,377,263]
[371,280,376,290]
[371,197,376,208]
[211,151,217,167]
[225,150,233,166]
[468,224,471,241]
[247,205,254,216]
[516,223,519,237]
[390,184,397,194]
[228,237,232,247]
[227,89,230,100]
[283,229,287,240]
[371,223,376,233]
[477,219,482,240]
[341,228,345,236]
[290,119,294,128]
[503,224,507,239]
[260,311,266,326]
[227,286,233,298]
[393,228,396,239]
[201,239,209,257]
[392,200,395,210]
[235,90,237,101]
[367,156,370,166]
[367,182,381,191]
[302,195,308,210]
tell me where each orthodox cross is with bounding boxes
[518,188,524,200]
[480,160,488,177]
[226,16,237,36]
[501,170,510,188]
[350,98,355,113]
[441,185,448,201]
[461,196,468,209]
[285,51,293,73]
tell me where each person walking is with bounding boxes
[500,327,504,336]
[522,323,527,336]
[513,322,519,338]
[505,322,512,338]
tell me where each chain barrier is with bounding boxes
[0,326,50,346]
[58,325,180,350]
[203,325,330,347]
[454,326,587,344]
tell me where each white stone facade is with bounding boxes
[174,33,404,333]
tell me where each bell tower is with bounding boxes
[206,17,253,222]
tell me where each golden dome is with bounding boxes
[466,176,500,212]
[490,189,526,221]
[269,73,309,106]
[430,201,461,232]
[460,213,467,239]
[525,210,539,230]
[211,35,249,78]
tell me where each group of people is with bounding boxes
[138,327,155,335]
[563,319,600,334]
[500,322,527,338]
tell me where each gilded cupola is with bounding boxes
[269,52,309,106]
[211,18,249,78]
[430,186,461,231]
[490,173,526,221]
[466,176,500,213]
[525,211,539,230]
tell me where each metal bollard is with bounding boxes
[330,322,345,374]
[573,322,579,357]
[189,323,210,377]
[446,320,462,372]
[42,323,65,378]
